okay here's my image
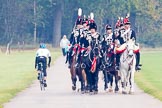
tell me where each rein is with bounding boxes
[122,49,134,67]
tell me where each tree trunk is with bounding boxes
[33,0,37,44]
[52,2,63,47]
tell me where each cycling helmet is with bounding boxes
[40,43,46,49]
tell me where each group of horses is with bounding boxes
[67,39,137,95]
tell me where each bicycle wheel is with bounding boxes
[39,72,45,91]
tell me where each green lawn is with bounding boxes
[0,49,61,108]
[135,51,162,101]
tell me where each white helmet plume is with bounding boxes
[121,17,124,21]
[78,8,82,17]
[126,13,130,18]
[90,12,94,20]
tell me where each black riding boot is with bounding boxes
[115,54,120,70]
[136,52,141,70]
[68,51,72,68]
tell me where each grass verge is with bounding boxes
[0,48,61,108]
[135,51,162,101]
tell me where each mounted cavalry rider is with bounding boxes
[114,16,141,71]
[69,8,83,46]
[102,24,115,52]
[75,16,90,67]
[75,13,102,67]
[67,8,83,68]
[124,21,141,70]
[89,22,101,49]
[87,12,101,49]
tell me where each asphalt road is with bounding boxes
[4,56,162,108]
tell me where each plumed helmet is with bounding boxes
[89,22,97,30]
[115,17,121,28]
[124,20,131,25]
[124,13,130,25]
[40,43,46,49]
[82,15,88,25]
[76,8,83,25]
[76,18,82,25]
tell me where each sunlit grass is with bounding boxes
[0,49,61,108]
[135,51,162,101]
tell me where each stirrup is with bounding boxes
[81,63,86,68]
[75,63,79,68]
[136,66,141,70]
[139,64,142,66]
[115,65,119,70]
[84,51,89,56]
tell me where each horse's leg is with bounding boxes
[103,70,108,91]
[82,69,87,85]
[109,72,113,92]
[80,69,86,93]
[114,71,119,93]
[89,72,93,94]
[121,81,126,94]
[71,67,77,91]
[129,70,135,94]
[120,70,127,94]
[94,70,99,94]
[85,67,90,92]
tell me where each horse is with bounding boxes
[81,45,102,94]
[68,44,86,92]
[119,39,136,94]
[101,43,120,92]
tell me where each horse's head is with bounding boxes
[126,39,135,57]
[92,46,100,57]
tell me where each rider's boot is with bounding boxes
[68,52,72,68]
[136,52,141,70]
[115,54,120,70]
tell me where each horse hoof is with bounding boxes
[72,86,76,91]
[129,91,134,95]
[109,89,113,92]
[94,91,98,94]
[115,88,119,93]
[122,91,127,94]
[85,90,89,93]
[81,90,85,94]
[89,92,94,95]
[115,91,118,93]
[104,88,109,92]
[77,88,80,92]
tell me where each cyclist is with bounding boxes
[35,43,51,87]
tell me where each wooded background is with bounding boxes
[0,0,161,47]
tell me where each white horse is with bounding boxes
[119,39,136,94]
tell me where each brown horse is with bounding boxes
[69,44,87,92]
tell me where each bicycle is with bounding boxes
[38,62,46,91]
